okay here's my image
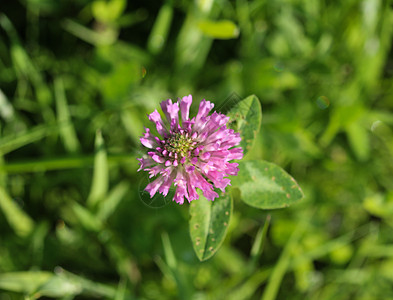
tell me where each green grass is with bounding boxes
[1,0,393,299]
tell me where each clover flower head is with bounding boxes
[137,95,243,204]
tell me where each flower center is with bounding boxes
[165,132,195,157]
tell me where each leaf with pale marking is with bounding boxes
[227,95,262,156]
[189,192,232,261]
[232,160,303,209]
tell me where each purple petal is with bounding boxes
[140,95,243,204]
[185,165,195,172]
[145,176,166,198]
[148,110,168,136]
[140,127,158,149]
[158,169,176,196]
[186,171,199,201]
[179,95,192,123]
[160,99,179,130]
[193,172,219,201]
[173,171,189,204]
[224,162,239,175]
[146,165,165,178]
[228,147,243,160]
[196,99,214,122]
[160,99,172,120]
[148,152,166,164]
[137,157,155,171]
[204,112,230,134]
[201,152,211,160]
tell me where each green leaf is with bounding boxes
[0,186,35,237]
[97,181,130,221]
[0,124,58,155]
[33,275,82,298]
[121,108,145,145]
[102,62,141,101]
[0,270,118,298]
[87,130,108,209]
[161,232,177,269]
[227,95,262,156]
[0,154,137,173]
[147,4,173,54]
[0,88,14,121]
[247,215,271,273]
[62,19,118,46]
[189,192,232,261]
[160,232,191,299]
[54,77,81,154]
[71,202,102,232]
[346,121,370,161]
[231,160,303,209]
[92,0,126,23]
[198,20,239,39]
[0,271,52,294]
[262,221,306,300]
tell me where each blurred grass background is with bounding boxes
[1,0,393,299]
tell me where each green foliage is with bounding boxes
[232,160,303,209]
[87,130,108,209]
[0,272,53,295]
[54,77,81,154]
[189,192,232,261]
[92,0,127,24]
[0,186,34,237]
[147,4,173,54]
[188,94,297,260]
[227,95,262,156]
[0,0,393,299]
[198,20,239,39]
[0,270,118,298]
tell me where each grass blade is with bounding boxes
[97,181,130,221]
[87,130,108,209]
[247,215,271,273]
[0,154,137,173]
[54,77,81,154]
[147,4,173,54]
[0,186,35,238]
[161,232,191,300]
[0,124,58,155]
[261,221,305,300]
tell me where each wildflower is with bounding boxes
[137,95,243,204]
